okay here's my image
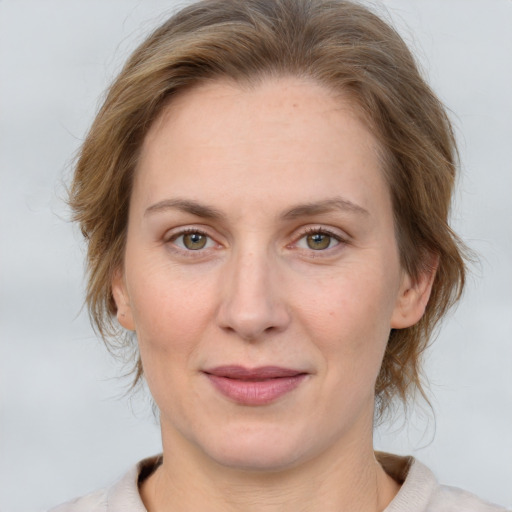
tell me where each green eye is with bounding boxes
[170,229,217,253]
[306,232,332,250]
[182,232,208,250]
[295,230,341,251]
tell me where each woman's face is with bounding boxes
[113,77,428,471]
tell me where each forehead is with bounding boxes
[135,76,388,216]
[147,76,372,147]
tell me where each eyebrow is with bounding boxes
[280,197,370,220]
[145,198,226,220]
[144,196,369,221]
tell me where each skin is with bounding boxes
[112,77,435,512]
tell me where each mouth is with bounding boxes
[203,366,308,406]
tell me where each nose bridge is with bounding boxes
[217,241,289,340]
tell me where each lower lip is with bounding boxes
[206,374,307,406]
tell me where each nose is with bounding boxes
[216,248,291,341]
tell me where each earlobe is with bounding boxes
[390,255,438,329]
[111,269,136,331]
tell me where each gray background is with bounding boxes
[0,1,511,510]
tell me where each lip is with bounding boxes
[203,366,308,406]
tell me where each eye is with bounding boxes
[171,230,216,251]
[295,229,341,251]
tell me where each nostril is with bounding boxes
[215,257,291,340]
[217,308,289,342]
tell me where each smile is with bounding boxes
[203,366,308,406]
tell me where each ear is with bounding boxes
[390,254,438,329]
[111,268,136,331]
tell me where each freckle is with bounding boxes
[293,103,298,108]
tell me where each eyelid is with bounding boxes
[163,224,349,255]
[165,226,222,254]
[289,225,350,252]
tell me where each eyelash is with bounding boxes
[293,227,347,253]
[166,228,217,256]
[165,226,348,255]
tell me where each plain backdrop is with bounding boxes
[0,1,511,510]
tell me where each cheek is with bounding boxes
[296,266,397,374]
[126,259,217,361]
[127,269,218,412]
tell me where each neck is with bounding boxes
[140,421,400,512]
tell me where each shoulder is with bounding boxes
[429,484,509,512]
[47,455,162,512]
[47,488,107,512]
[377,452,509,512]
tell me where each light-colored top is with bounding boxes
[49,453,509,512]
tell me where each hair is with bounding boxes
[70,0,468,417]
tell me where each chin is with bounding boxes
[209,446,305,473]
[198,423,311,472]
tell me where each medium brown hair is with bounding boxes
[70,0,467,416]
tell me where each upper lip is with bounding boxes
[204,365,307,380]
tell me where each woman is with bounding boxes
[50,0,507,510]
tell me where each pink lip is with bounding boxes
[204,366,307,406]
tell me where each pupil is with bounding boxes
[184,233,206,250]
[307,233,330,250]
